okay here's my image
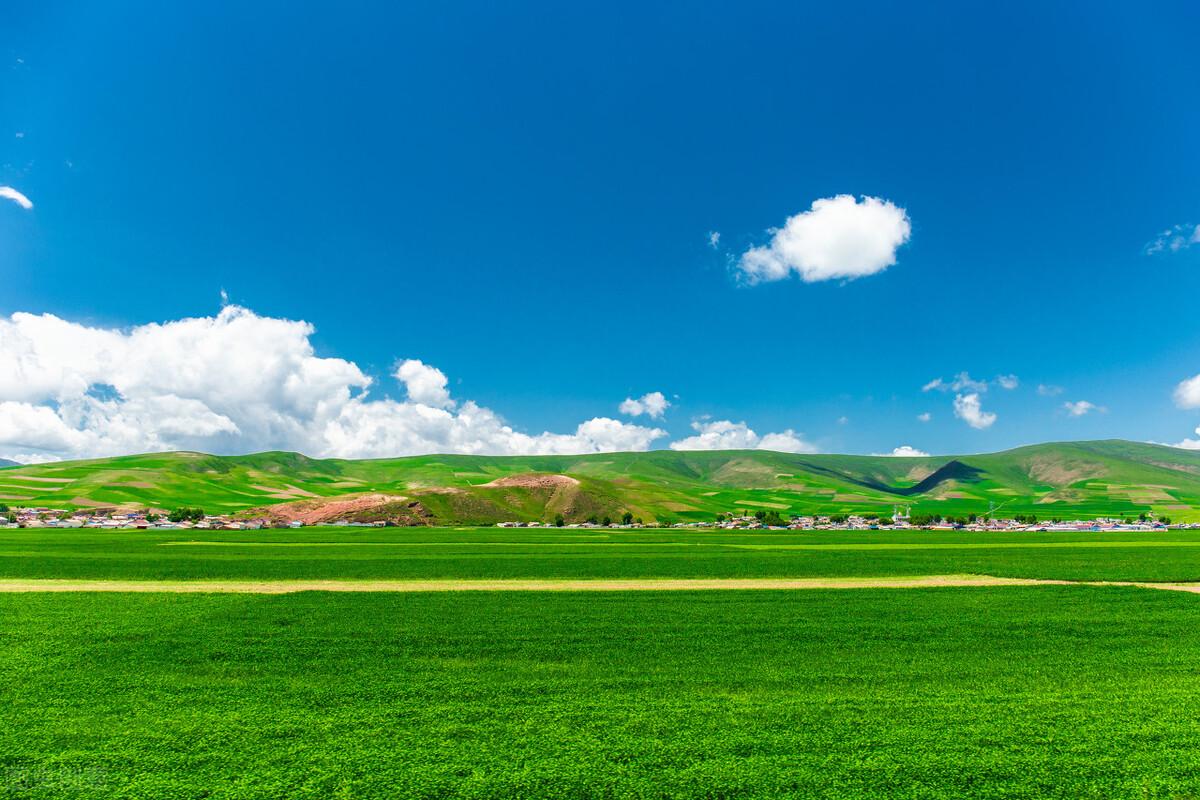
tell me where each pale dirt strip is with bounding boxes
[0,575,1198,594]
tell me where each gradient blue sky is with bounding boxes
[3,1,1200,458]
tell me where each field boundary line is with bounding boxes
[1,575,1190,594]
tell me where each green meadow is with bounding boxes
[10,526,1200,582]
[5,586,1200,799]
[7,528,1200,798]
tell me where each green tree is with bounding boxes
[621,511,633,525]
[553,513,565,528]
[602,515,612,526]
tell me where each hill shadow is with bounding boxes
[796,459,985,497]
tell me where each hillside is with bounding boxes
[3,440,1200,523]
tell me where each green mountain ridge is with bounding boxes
[2,439,1199,523]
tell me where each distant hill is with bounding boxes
[0,458,18,468]
[1,440,1199,523]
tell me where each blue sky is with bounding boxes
[2,1,1200,460]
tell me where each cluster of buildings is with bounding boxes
[688,513,1181,532]
[0,507,386,530]
[1,505,1191,532]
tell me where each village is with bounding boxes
[0,503,1190,532]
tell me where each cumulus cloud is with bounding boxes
[707,231,720,249]
[953,393,996,430]
[1169,427,1200,450]
[619,391,670,419]
[669,419,817,453]
[1063,400,1100,417]
[875,445,930,457]
[736,195,911,284]
[917,412,932,423]
[1175,374,1200,409]
[0,306,667,461]
[1146,223,1200,255]
[996,374,1019,390]
[394,359,452,409]
[0,186,33,210]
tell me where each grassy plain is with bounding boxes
[10,527,1200,582]
[6,528,1200,798]
[5,587,1200,798]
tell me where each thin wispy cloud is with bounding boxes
[0,186,33,210]
[707,231,720,249]
[1146,223,1200,255]
[917,412,932,423]
[924,372,991,393]
[1037,384,1064,397]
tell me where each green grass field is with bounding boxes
[6,439,1200,522]
[11,527,1200,582]
[7,528,1200,798]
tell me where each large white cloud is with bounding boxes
[953,393,996,430]
[0,306,667,461]
[737,195,911,284]
[619,391,670,419]
[669,419,817,454]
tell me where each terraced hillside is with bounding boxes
[3,440,1200,523]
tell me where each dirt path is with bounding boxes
[1,574,1192,594]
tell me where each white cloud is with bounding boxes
[707,231,720,249]
[917,412,932,423]
[1169,427,1200,450]
[875,445,930,457]
[996,374,1019,390]
[736,195,911,284]
[669,419,817,453]
[619,391,670,419]
[0,186,33,210]
[1175,374,1200,409]
[0,306,667,461]
[836,415,849,425]
[394,359,452,409]
[1037,384,1064,397]
[1063,400,1099,417]
[953,393,996,430]
[1146,223,1200,254]
[924,372,990,393]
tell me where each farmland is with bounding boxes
[5,439,1200,523]
[5,528,1200,797]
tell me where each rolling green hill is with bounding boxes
[2,440,1200,523]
